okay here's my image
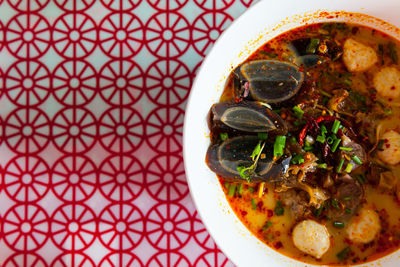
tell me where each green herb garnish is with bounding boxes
[314,205,324,218]
[331,199,340,210]
[251,198,257,210]
[220,132,228,141]
[377,139,385,151]
[290,136,297,144]
[274,201,284,216]
[316,135,325,143]
[337,247,351,261]
[389,41,398,63]
[258,132,268,140]
[317,163,328,169]
[292,105,304,119]
[291,154,304,165]
[307,38,320,54]
[333,221,345,228]
[345,163,354,173]
[337,158,345,173]
[273,136,286,157]
[351,155,363,165]
[355,174,366,184]
[293,120,306,127]
[331,120,341,134]
[262,221,273,230]
[339,146,352,151]
[332,138,341,153]
[237,141,266,182]
[237,183,243,195]
[326,136,334,145]
[228,184,236,197]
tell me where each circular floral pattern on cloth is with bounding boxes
[0,0,255,265]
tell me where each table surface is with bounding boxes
[0,0,257,266]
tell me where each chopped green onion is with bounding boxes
[384,106,393,116]
[319,89,332,98]
[333,221,345,228]
[251,143,261,161]
[274,201,284,216]
[224,181,230,189]
[290,136,297,144]
[377,139,385,151]
[344,79,352,86]
[316,135,325,143]
[345,163,354,173]
[251,198,257,210]
[292,105,304,119]
[389,41,398,63]
[317,163,328,169]
[331,120,341,134]
[228,184,236,197]
[351,155,363,165]
[337,158,345,173]
[291,154,304,165]
[345,208,352,214]
[322,96,329,105]
[293,120,306,127]
[237,166,251,182]
[339,146,353,151]
[303,146,314,151]
[332,138,341,152]
[337,247,351,261]
[331,199,340,210]
[321,125,328,136]
[262,221,273,230]
[343,196,352,201]
[220,132,228,141]
[273,136,286,157]
[237,183,243,195]
[326,136,334,145]
[355,174,366,184]
[335,23,346,29]
[306,38,320,54]
[258,132,268,140]
[314,205,324,218]
[249,187,255,193]
[273,109,281,114]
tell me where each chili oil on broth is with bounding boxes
[217,23,400,265]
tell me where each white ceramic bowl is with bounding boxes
[183,0,400,266]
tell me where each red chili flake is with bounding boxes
[386,144,391,148]
[344,238,353,245]
[274,241,283,249]
[257,201,263,209]
[267,209,273,217]
[362,136,369,142]
[384,139,389,143]
[241,210,248,217]
[391,86,396,90]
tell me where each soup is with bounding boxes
[205,22,400,265]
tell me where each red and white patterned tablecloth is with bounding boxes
[0,0,257,266]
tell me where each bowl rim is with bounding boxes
[183,0,400,266]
